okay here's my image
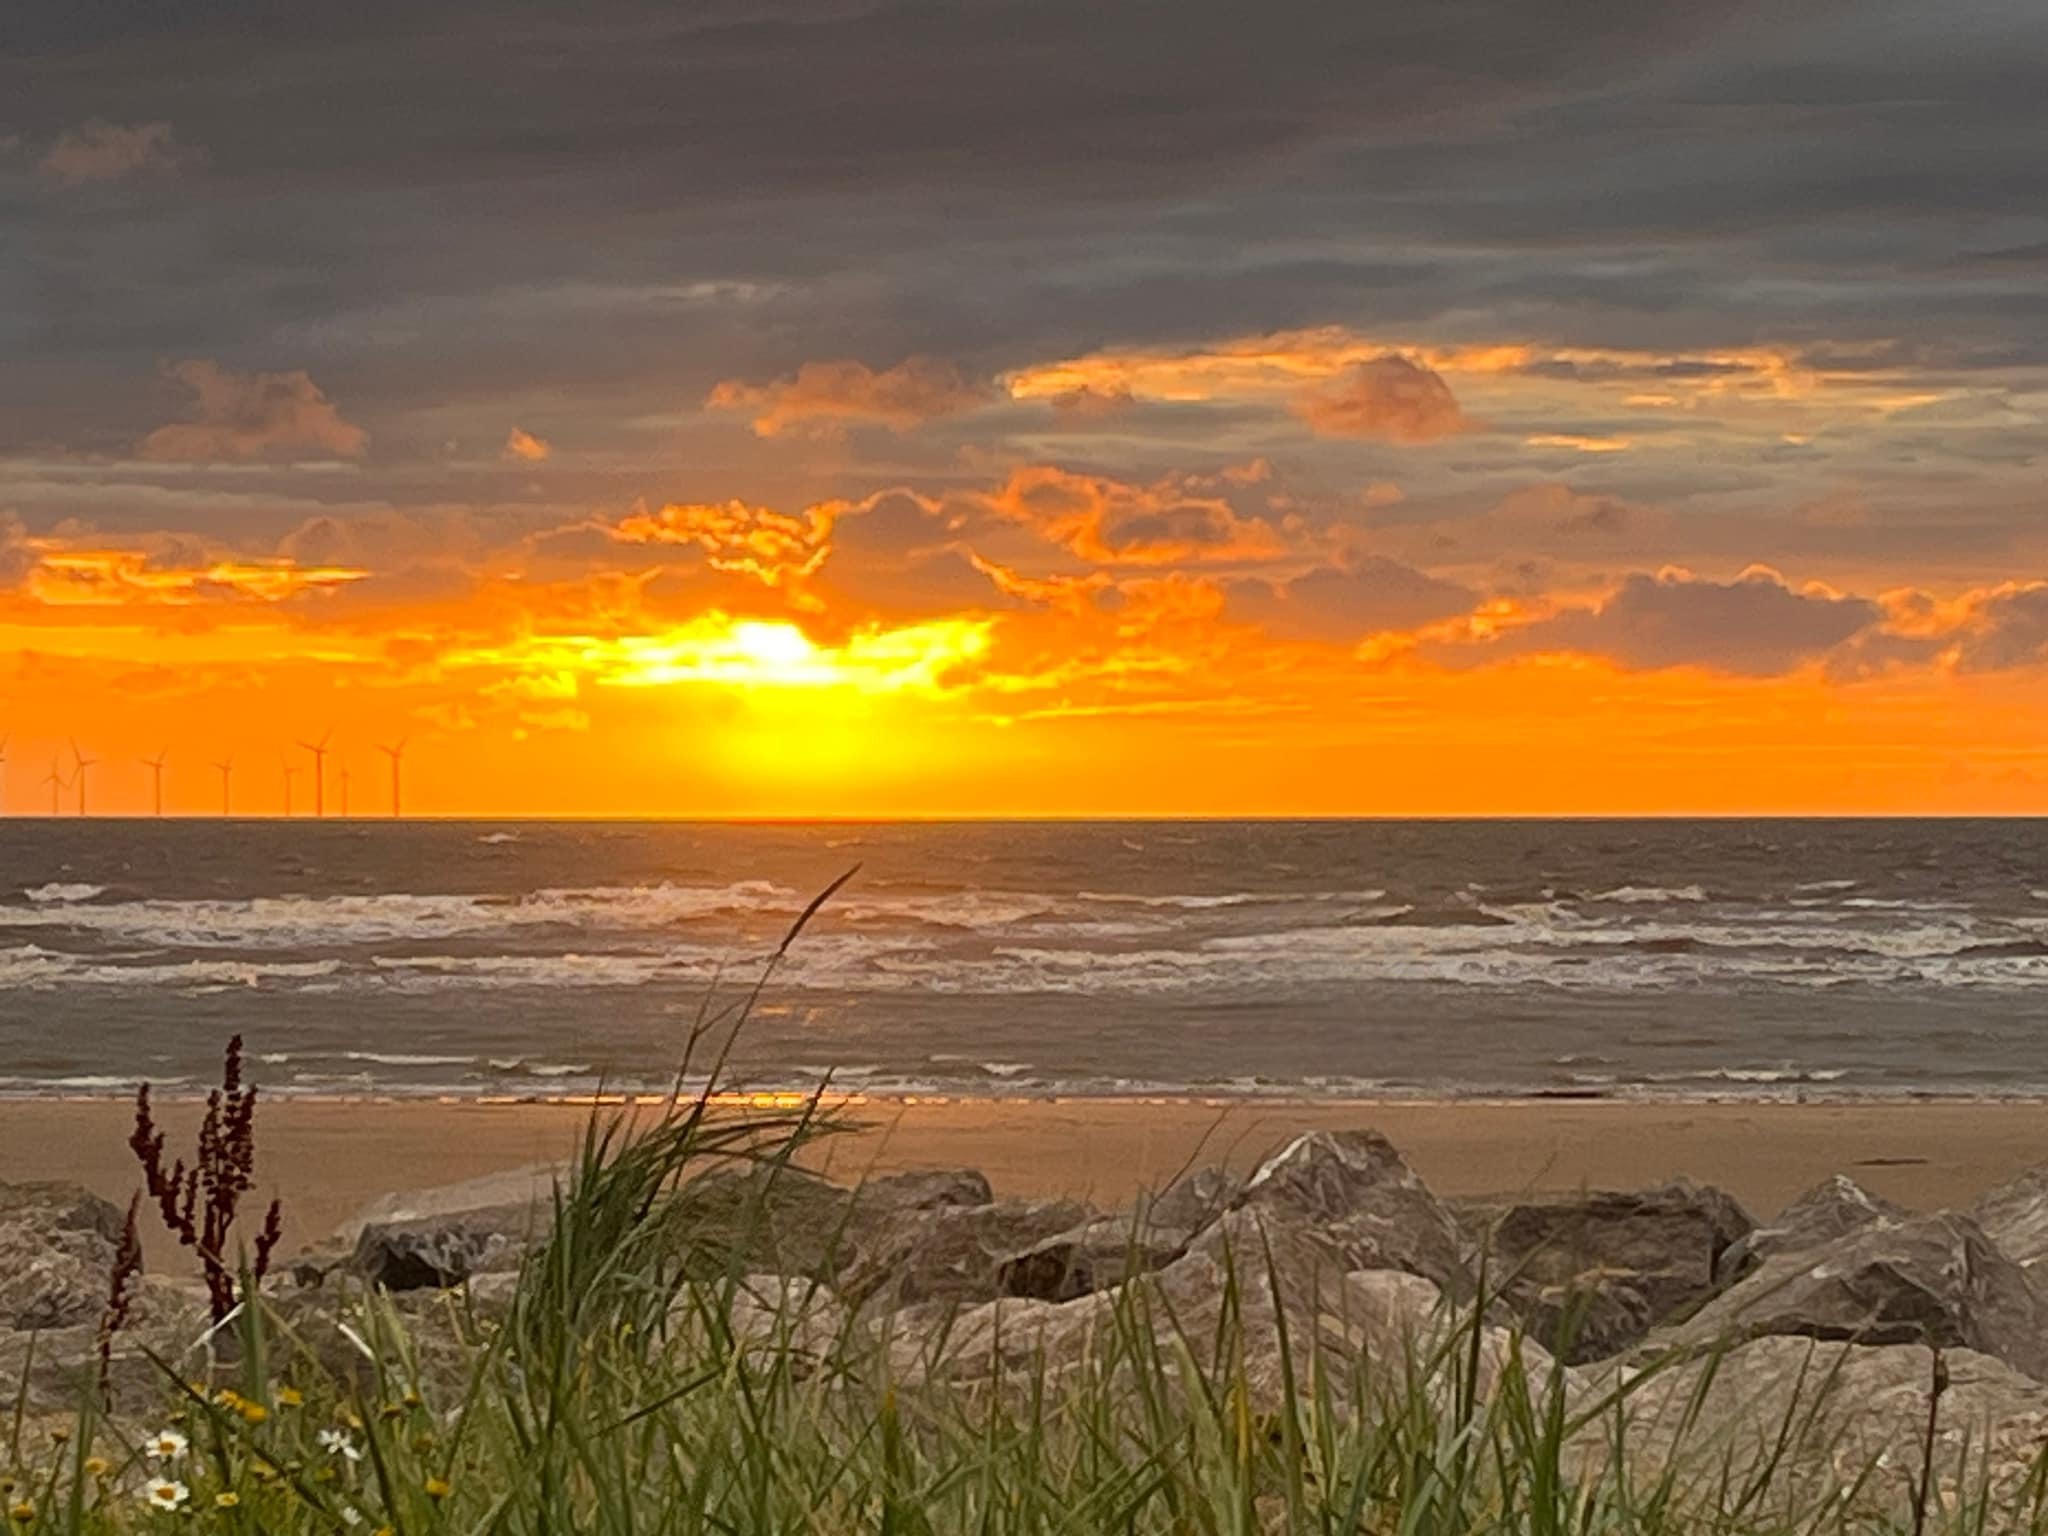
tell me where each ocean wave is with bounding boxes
[1588,884,1709,904]
[22,882,106,904]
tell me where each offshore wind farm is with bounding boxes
[0,732,411,816]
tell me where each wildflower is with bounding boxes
[424,1475,451,1500]
[85,1458,111,1479]
[339,1506,362,1527]
[8,1500,33,1524]
[250,1461,279,1483]
[214,1492,241,1508]
[378,1403,403,1422]
[213,1388,244,1409]
[239,1402,269,1425]
[49,1427,69,1445]
[276,1386,304,1408]
[146,1428,189,1461]
[402,1389,422,1409]
[143,1478,190,1510]
[317,1429,363,1462]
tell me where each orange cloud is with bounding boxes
[1291,355,1469,443]
[708,355,990,436]
[39,120,191,183]
[985,465,1288,566]
[611,498,838,589]
[22,548,367,607]
[504,426,551,461]
[138,360,369,463]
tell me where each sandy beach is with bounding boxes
[6,1094,2048,1261]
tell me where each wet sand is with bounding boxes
[4,1096,2045,1261]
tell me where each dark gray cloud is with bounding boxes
[5,0,2048,605]
[1501,568,1882,675]
[1229,558,1477,643]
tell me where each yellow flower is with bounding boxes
[424,1475,452,1500]
[378,1403,403,1422]
[239,1403,269,1425]
[49,1428,69,1444]
[402,1390,422,1409]
[375,1528,396,1536]
[8,1500,33,1523]
[215,1491,241,1508]
[250,1460,279,1484]
[276,1387,304,1408]
[84,1458,111,1479]
[214,1388,244,1409]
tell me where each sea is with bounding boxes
[0,819,2045,1103]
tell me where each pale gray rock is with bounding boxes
[0,1182,128,1330]
[1211,1130,1470,1295]
[1652,1212,2048,1380]
[1973,1164,2048,1271]
[1457,1179,1754,1362]
[840,1198,1092,1316]
[1715,1173,1907,1284]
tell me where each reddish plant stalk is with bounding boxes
[126,1035,282,1323]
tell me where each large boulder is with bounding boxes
[1715,1174,1907,1284]
[662,1164,997,1282]
[1591,1336,2048,1514]
[0,1276,211,1416]
[1650,1212,2048,1380]
[1456,1180,1754,1362]
[0,1182,128,1330]
[839,1198,1092,1317]
[1209,1131,1469,1295]
[1974,1164,2048,1272]
[299,1164,562,1290]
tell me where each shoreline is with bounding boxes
[8,1095,2048,1266]
[14,1087,2048,1107]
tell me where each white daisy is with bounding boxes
[317,1428,364,1462]
[145,1428,189,1462]
[144,1478,190,1510]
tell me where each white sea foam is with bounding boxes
[1588,884,1709,904]
[22,882,105,903]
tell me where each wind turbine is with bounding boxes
[280,754,298,818]
[297,729,331,817]
[141,749,169,816]
[377,738,407,818]
[212,758,233,816]
[0,735,8,815]
[43,758,65,816]
[338,760,351,817]
[69,739,95,816]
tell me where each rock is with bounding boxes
[663,1164,996,1280]
[1141,1167,1242,1232]
[997,1217,1190,1301]
[0,1276,211,1416]
[1715,1174,1906,1284]
[861,1169,994,1212]
[305,1165,562,1291]
[0,1182,127,1330]
[1651,1212,2048,1380]
[1592,1336,2048,1512]
[1206,1131,1469,1295]
[659,1272,852,1372]
[1974,1164,2048,1271]
[1457,1180,1754,1362]
[839,1198,1092,1316]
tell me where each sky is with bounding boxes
[3,0,2047,817]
